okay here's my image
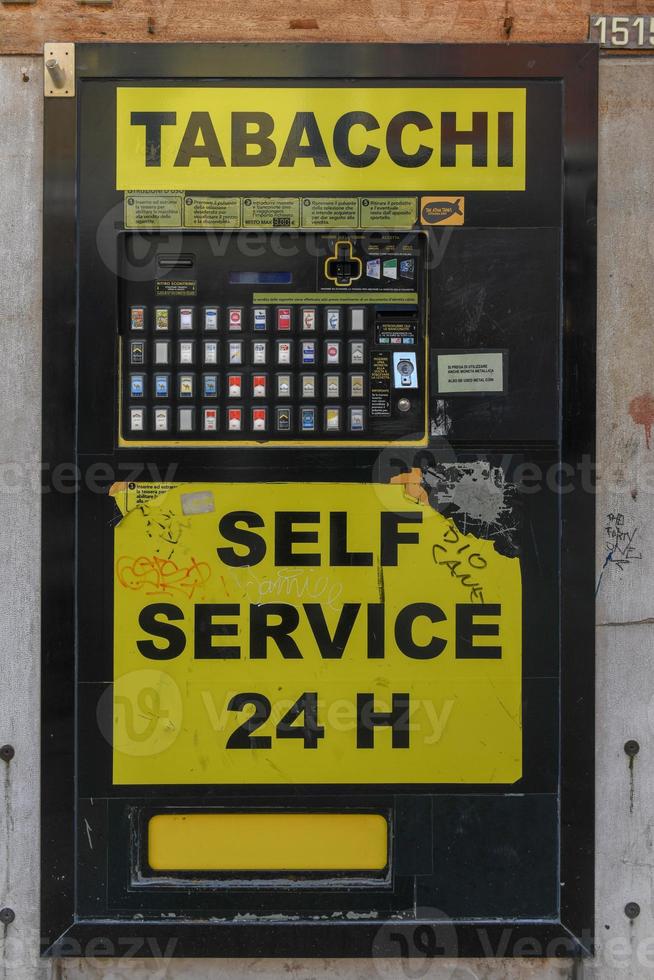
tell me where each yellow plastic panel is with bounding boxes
[117,87,526,192]
[148,812,388,871]
[112,482,522,787]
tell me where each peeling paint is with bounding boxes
[628,393,654,448]
[435,462,508,525]
[389,468,429,505]
[422,460,518,556]
[181,490,215,515]
[431,399,452,436]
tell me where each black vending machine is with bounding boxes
[41,42,597,959]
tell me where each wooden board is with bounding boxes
[1,0,654,56]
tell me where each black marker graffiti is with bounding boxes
[596,512,643,595]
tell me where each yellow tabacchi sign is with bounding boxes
[116,86,526,192]
[112,482,522,785]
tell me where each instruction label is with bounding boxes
[370,351,392,418]
[124,190,183,228]
[437,352,505,394]
[301,197,359,227]
[360,197,417,228]
[184,196,241,228]
[252,292,417,306]
[241,197,301,228]
[155,280,197,297]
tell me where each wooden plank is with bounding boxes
[1,0,653,56]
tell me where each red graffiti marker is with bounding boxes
[629,394,654,449]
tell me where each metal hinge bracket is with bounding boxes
[44,43,75,98]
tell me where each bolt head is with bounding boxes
[0,908,15,925]
[625,902,641,920]
[0,745,15,763]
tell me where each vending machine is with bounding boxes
[42,43,597,959]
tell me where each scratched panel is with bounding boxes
[430,227,561,445]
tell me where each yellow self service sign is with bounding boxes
[116,87,526,192]
[112,482,522,786]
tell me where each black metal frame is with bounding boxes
[42,42,597,959]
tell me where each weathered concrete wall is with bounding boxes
[593,57,654,980]
[1,51,653,980]
[0,53,48,980]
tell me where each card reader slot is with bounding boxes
[157,254,194,269]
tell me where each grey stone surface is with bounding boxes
[592,56,654,980]
[0,54,49,980]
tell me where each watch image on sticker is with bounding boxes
[393,351,417,388]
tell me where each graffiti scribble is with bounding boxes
[596,512,643,595]
[142,506,191,547]
[432,520,487,603]
[117,555,211,597]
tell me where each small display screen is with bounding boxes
[228,271,292,285]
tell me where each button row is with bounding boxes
[128,339,367,367]
[129,372,367,400]
[129,305,367,334]
[128,405,366,435]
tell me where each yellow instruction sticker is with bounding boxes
[113,482,522,786]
